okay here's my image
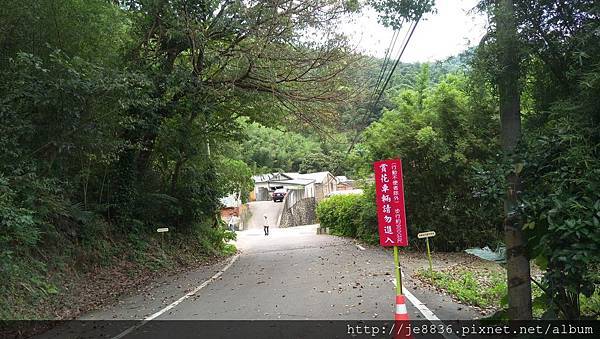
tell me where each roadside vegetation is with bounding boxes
[417,265,509,310]
[317,0,599,320]
[1,0,598,323]
[0,0,361,319]
[415,265,599,319]
[316,191,378,244]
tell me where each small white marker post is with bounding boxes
[157,227,169,248]
[417,231,436,276]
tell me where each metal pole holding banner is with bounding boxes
[393,246,402,295]
[374,159,411,337]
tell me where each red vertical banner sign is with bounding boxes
[374,159,408,247]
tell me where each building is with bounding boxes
[335,175,355,191]
[251,172,294,201]
[292,172,337,201]
[251,171,337,202]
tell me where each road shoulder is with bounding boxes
[80,253,238,320]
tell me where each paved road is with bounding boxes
[153,223,477,321]
[42,201,479,338]
[244,200,284,231]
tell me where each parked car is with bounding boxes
[272,188,287,202]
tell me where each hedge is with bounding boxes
[315,187,378,244]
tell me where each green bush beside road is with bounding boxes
[316,189,378,244]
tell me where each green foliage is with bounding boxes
[317,194,362,237]
[370,0,436,28]
[215,157,254,203]
[239,122,322,173]
[1,0,362,319]
[352,0,600,318]
[520,113,600,319]
[354,72,502,250]
[316,190,378,244]
[418,268,506,308]
[298,152,349,175]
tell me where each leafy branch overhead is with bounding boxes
[369,0,436,28]
[127,0,364,129]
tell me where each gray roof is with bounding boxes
[252,172,294,183]
[219,194,239,208]
[291,171,332,183]
[269,178,315,186]
[336,176,355,184]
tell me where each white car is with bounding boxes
[272,188,287,202]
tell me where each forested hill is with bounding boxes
[237,52,474,175]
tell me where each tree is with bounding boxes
[356,72,501,250]
[495,0,532,320]
[215,157,254,203]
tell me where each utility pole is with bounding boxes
[496,0,532,320]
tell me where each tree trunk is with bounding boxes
[496,0,532,320]
[170,158,184,194]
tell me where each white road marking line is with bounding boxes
[356,244,366,251]
[112,254,240,339]
[392,278,460,339]
[402,287,440,321]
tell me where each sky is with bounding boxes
[340,0,489,62]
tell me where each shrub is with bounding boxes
[316,191,379,244]
[316,194,362,238]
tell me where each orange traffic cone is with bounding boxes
[395,295,409,320]
[394,294,413,339]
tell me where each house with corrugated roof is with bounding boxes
[251,171,337,202]
[291,172,337,201]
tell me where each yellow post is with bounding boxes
[393,245,402,295]
[426,237,433,276]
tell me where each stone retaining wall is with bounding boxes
[279,197,317,228]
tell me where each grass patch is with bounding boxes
[417,266,506,309]
[417,265,598,319]
[580,289,600,319]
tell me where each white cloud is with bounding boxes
[340,0,488,62]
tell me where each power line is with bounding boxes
[371,16,421,110]
[371,28,400,102]
[333,14,423,174]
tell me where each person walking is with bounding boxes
[228,215,235,232]
[263,214,269,236]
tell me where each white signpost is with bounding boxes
[157,228,169,248]
[417,231,435,239]
[417,231,436,275]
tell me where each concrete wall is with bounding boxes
[284,188,305,207]
[279,189,317,227]
[304,183,315,198]
[255,187,270,201]
[238,203,251,230]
